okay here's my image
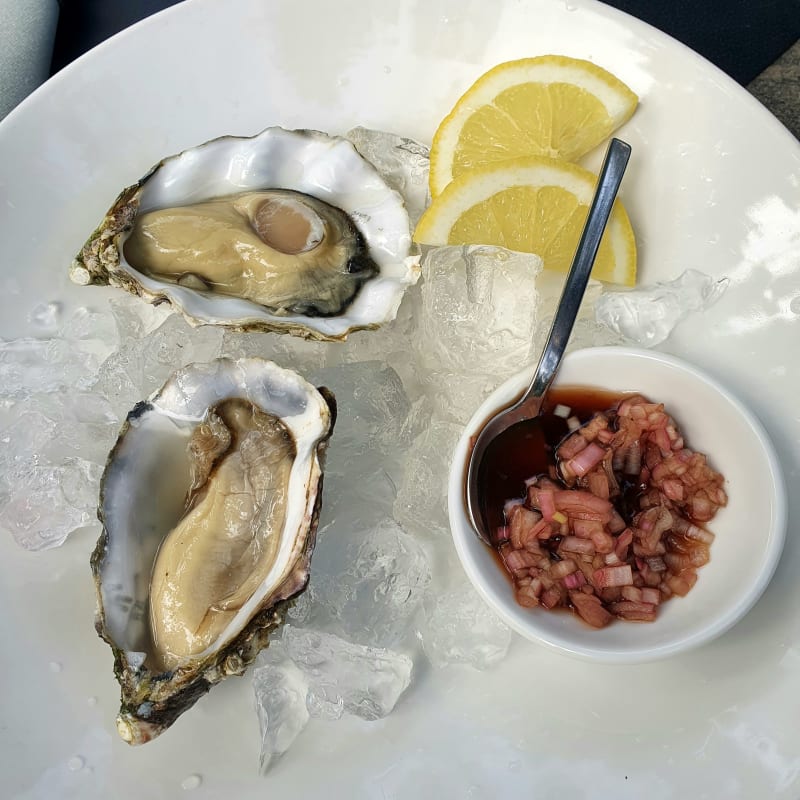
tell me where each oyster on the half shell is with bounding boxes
[71,127,420,341]
[91,358,335,744]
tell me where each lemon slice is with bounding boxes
[414,156,637,285]
[430,55,638,196]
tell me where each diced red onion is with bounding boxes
[516,585,539,607]
[609,601,656,622]
[540,586,563,609]
[499,394,724,627]
[593,565,634,588]
[666,570,698,597]
[563,571,587,589]
[569,591,613,628]
[640,587,661,605]
[596,428,615,445]
[590,531,615,554]
[538,489,556,521]
[549,559,578,580]
[566,443,608,478]
[554,490,613,516]
[614,528,634,560]
[608,510,627,534]
[560,536,596,555]
[587,470,610,500]
[621,586,643,602]
[558,433,588,460]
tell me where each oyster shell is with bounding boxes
[91,358,335,744]
[71,127,420,341]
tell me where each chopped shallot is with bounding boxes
[496,394,726,628]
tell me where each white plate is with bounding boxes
[1,0,799,796]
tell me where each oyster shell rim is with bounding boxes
[70,127,422,341]
[90,358,337,744]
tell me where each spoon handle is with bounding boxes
[524,138,632,403]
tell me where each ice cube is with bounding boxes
[108,294,172,341]
[253,655,310,774]
[335,282,421,371]
[418,581,512,670]
[309,518,432,648]
[22,392,119,466]
[393,417,464,538]
[309,360,412,459]
[532,273,624,354]
[1,302,120,402]
[0,459,100,550]
[418,245,542,375]
[93,312,225,405]
[0,394,109,549]
[316,466,397,543]
[280,626,413,721]
[219,329,333,376]
[91,352,141,418]
[60,306,119,350]
[0,338,98,399]
[595,269,729,346]
[346,126,431,226]
[127,314,225,398]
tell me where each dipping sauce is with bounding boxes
[477,386,727,627]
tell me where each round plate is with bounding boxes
[1,0,799,796]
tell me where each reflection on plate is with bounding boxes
[0,0,799,796]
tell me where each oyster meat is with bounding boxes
[71,127,420,340]
[91,358,335,744]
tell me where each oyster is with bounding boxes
[71,127,420,341]
[91,358,335,744]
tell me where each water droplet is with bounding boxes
[707,234,720,245]
[337,76,349,87]
[790,295,800,315]
[383,65,392,74]
[49,661,62,673]
[87,696,98,707]
[565,0,578,10]
[68,756,85,772]
[508,759,521,772]
[466,786,481,798]
[181,774,203,791]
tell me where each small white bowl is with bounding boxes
[448,347,787,664]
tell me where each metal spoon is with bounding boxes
[465,137,632,546]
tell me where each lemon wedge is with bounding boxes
[429,55,638,196]
[414,156,637,286]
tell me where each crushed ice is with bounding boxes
[595,268,729,346]
[0,126,723,771]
